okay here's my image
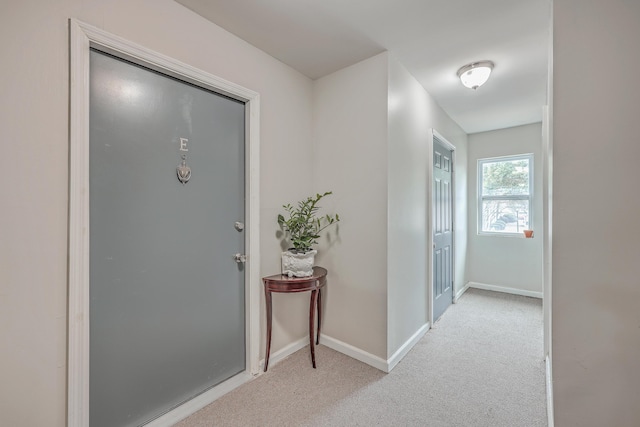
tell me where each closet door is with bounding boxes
[433,137,453,321]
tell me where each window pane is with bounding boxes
[481,199,529,233]
[481,159,530,196]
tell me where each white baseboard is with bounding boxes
[468,281,543,299]
[321,323,430,373]
[320,334,389,372]
[387,323,430,371]
[260,336,309,371]
[454,283,470,302]
[146,371,254,426]
[546,354,554,427]
[258,333,389,373]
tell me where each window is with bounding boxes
[478,154,532,235]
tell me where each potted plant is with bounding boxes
[277,191,340,277]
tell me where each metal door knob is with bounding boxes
[233,253,247,263]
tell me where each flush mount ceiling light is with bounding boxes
[457,61,494,90]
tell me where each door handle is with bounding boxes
[233,253,247,264]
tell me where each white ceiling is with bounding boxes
[175,0,550,134]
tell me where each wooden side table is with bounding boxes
[262,266,328,372]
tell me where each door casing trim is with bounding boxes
[68,19,261,427]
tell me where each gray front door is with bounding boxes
[89,50,246,427]
[433,137,453,321]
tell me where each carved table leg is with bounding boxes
[264,286,272,372]
[309,289,318,368]
[316,286,322,345]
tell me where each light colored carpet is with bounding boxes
[176,288,546,427]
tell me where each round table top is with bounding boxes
[262,266,327,283]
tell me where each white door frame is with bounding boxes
[427,129,456,325]
[67,19,261,427]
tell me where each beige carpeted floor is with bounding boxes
[176,288,546,427]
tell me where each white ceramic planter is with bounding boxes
[281,249,317,277]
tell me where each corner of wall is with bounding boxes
[311,52,390,360]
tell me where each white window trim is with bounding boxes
[477,153,533,237]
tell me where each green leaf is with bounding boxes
[277,191,340,250]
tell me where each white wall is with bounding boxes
[553,1,640,425]
[466,123,543,294]
[0,1,314,425]
[313,53,390,359]
[387,56,467,355]
[313,53,467,361]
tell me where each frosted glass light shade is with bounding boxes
[457,61,494,90]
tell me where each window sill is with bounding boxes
[477,232,533,238]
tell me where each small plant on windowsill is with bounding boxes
[277,191,340,277]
